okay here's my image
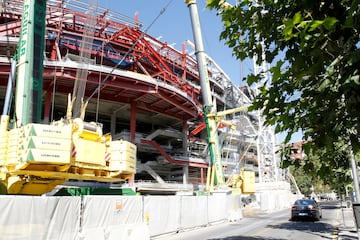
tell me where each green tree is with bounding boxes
[290,141,352,195]
[207,0,360,190]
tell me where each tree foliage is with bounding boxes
[207,0,360,190]
[290,140,352,195]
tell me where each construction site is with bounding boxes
[0,0,297,239]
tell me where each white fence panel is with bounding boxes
[207,194,228,223]
[226,194,243,222]
[78,227,105,240]
[0,196,80,240]
[144,195,180,237]
[180,196,208,229]
[106,223,149,240]
[81,196,143,229]
[0,193,246,239]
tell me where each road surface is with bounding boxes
[153,201,342,240]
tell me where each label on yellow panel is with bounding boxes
[22,136,71,151]
[21,149,71,164]
[23,123,72,139]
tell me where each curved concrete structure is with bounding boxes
[0,0,282,192]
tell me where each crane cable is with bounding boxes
[85,0,174,105]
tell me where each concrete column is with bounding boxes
[128,101,137,185]
[182,120,189,185]
[110,112,116,137]
[42,89,52,124]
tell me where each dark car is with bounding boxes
[290,198,322,221]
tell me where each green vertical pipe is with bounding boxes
[15,0,46,125]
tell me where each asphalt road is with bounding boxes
[153,201,341,240]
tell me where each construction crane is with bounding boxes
[0,0,136,195]
[185,0,255,194]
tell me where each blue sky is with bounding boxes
[101,0,253,86]
[93,0,301,143]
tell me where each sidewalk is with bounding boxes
[337,204,358,240]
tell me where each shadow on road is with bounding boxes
[206,218,335,240]
[268,220,333,233]
[267,220,334,239]
[208,237,286,240]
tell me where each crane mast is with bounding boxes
[15,0,46,125]
[185,0,225,191]
[186,0,255,194]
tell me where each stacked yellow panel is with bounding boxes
[108,140,136,174]
[71,119,107,168]
[6,128,23,165]
[71,136,106,167]
[0,131,9,166]
[241,171,256,194]
[19,124,72,164]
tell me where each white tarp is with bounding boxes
[81,196,143,229]
[180,196,208,229]
[0,193,245,239]
[0,196,80,240]
[143,195,180,237]
[207,194,228,223]
[226,194,243,222]
[106,223,149,240]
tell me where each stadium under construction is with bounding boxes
[0,1,300,239]
[0,0,289,195]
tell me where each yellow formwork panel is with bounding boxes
[108,141,136,173]
[21,136,72,151]
[72,137,106,166]
[109,160,136,173]
[0,153,6,166]
[110,140,137,155]
[6,145,20,154]
[5,146,21,165]
[242,171,256,194]
[0,131,8,144]
[0,143,8,153]
[22,123,72,138]
[7,128,22,146]
[6,129,22,166]
[19,149,71,164]
[110,150,136,162]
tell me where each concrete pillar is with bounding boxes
[110,112,116,137]
[182,120,189,185]
[43,89,52,124]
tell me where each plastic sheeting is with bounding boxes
[225,194,243,222]
[81,196,143,229]
[208,194,228,223]
[144,196,180,236]
[0,194,244,239]
[180,196,208,229]
[0,196,80,240]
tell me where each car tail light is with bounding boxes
[308,205,314,209]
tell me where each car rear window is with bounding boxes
[295,199,316,205]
